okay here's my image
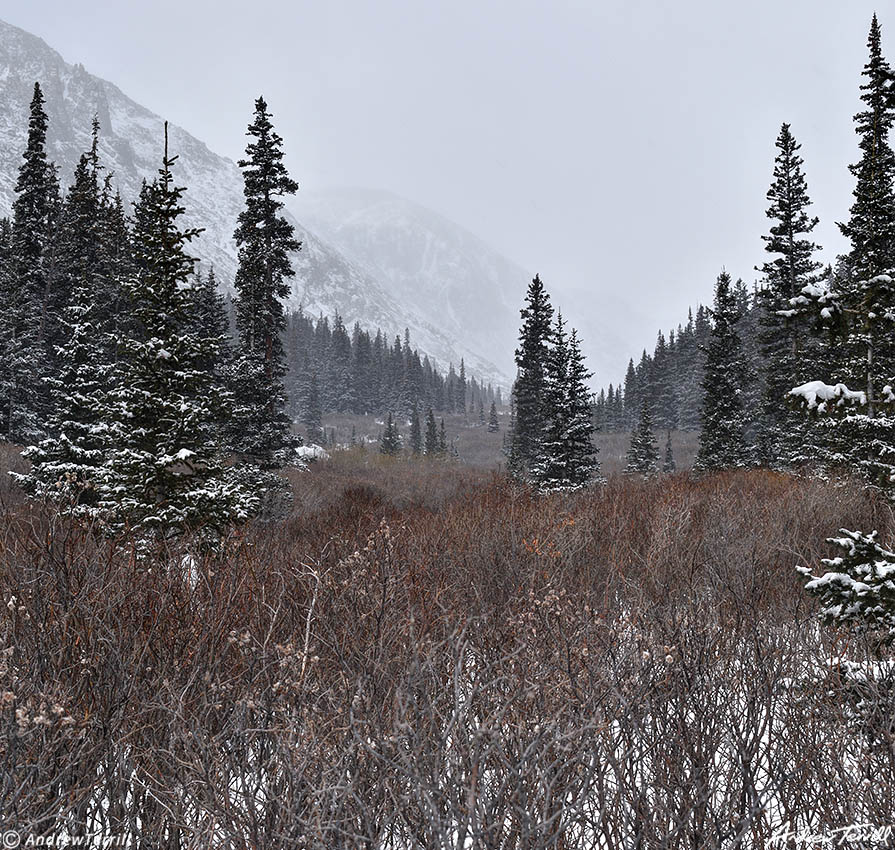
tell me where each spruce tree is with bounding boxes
[16,139,110,513]
[229,96,301,470]
[424,407,439,455]
[623,359,639,428]
[663,430,676,473]
[409,404,422,455]
[625,400,659,478]
[302,373,324,445]
[0,83,61,442]
[695,271,751,472]
[100,128,254,539]
[839,14,895,285]
[488,401,500,432]
[798,529,895,638]
[510,274,554,478]
[379,412,401,456]
[438,418,448,455]
[532,316,600,490]
[791,17,895,489]
[757,123,824,466]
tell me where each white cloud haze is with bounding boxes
[3,0,884,380]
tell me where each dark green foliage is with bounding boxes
[282,310,501,422]
[510,274,554,477]
[17,134,110,512]
[663,431,676,473]
[488,401,499,432]
[380,412,402,456]
[695,271,752,472]
[532,315,600,491]
[409,404,422,455]
[625,400,659,478]
[0,83,61,442]
[424,408,439,455]
[839,14,895,284]
[229,96,301,469]
[757,123,825,466]
[303,373,324,445]
[100,129,254,537]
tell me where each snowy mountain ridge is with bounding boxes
[292,188,528,379]
[0,18,512,387]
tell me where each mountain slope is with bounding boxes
[293,188,527,378]
[0,18,510,386]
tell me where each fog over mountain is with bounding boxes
[0,18,514,387]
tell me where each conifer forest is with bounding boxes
[5,6,895,848]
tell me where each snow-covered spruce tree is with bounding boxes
[379,412,401,456]
[509,274,554,479]
[229,96,301,481]
[663,431,675,473]
[694,271,752,472]
[15,137,111,514]
[532,315,600,490]
[0,83,61,443]
[839,14,895,291]
[424,407,439,456]
[809,16,895,487]
[797,530,895,640]
[101,128,256,540]
[789,17,895,489]
[790,19,895,641]
[625,400,659,478]
[757,123,824,467]
[488,401,500,432]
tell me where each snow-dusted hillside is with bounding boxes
[0,18,510,387]
[293,188,526,378]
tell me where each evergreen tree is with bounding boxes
[663,430,676,473]
[510,274,554,478]
[625,400,659,478]
[409,403,422,455]
[839,14,895,285]
[16,138,109,512]
[488,401,500,432]
[0,83,61,442]
[424,407,439,455]
[758,122,824,466]
[303,373,324,445]
[532,315,600,491]
[379,412,401,456]
[695,271,752,472]
[100,127,254,538]
[438,418,448,455]
[798,529,895,638]
[790,18,895,490]
[229,96,301,470]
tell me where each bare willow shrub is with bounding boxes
[1,461,894,846]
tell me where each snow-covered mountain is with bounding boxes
[292,188,527,378]
[0,18,511,387]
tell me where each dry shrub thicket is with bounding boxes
[1,446,895,847]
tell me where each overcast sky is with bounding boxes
[3,0,888,378]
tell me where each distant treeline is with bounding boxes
[595,286,763,434]
[277,308,504,420]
